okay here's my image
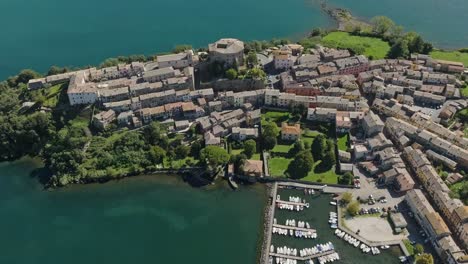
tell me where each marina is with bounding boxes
[262,183,403,264]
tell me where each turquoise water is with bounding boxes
[272,188,402,263]
[0,158,266,264]
[328,0,468,49]
[1,0,467,79]
[0,0,330,79]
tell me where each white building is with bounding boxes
[273,50,296,70]
[67,71,98,105]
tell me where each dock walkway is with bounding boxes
[276,200,308,206]
[272,224,316,233]
[269,249,335,261]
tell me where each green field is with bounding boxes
[430,50,468,66]
[262,111,291,124]
[271,143,294,153]
[268,157,339,183]
[302,161,339,184]
[321,32,390,59]
[231,148,261,160]
[268,157,292,177]
[337,133,349,151]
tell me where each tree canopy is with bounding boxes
[347,201,360,216]
[200,146,230,167]
[287,150,314,179]
[243,139,256,158]
[225,68,238,80]
[415,254,434,264]
[311,134,327,160]
[341,192,353,204]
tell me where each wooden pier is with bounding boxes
[276,200,308,206]
[272,224,316,233]
[269,249,336,261]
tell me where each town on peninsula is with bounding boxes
[1,15,468,264]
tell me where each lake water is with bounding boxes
[0,0,330,79]
[1,0,467,80]
[328,0,468,49]
[0,158,266,264]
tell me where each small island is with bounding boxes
[0,15,467,264]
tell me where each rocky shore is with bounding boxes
[319,0,371,31]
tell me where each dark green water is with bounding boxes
[272,188,402,264]
[0,158,266,264]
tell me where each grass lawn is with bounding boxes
[269,157,292,177]
[232,148,261,160]
[337,133,349,151]
[430,50,468,66]
[272,143,294,153]
[321,32,390,59]
[252,153,261,160]
[231,149,242,155]
[262,111,291,124]
[301,161,339,184]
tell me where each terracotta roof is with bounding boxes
[243,160,263,176]
[281,122,301,135]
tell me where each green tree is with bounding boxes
[174,145,190,159]
[148,146,166,164]
[311,134,327,161]
[414,244,424,255]
[263,136,277,151]
[243,139,256,158]
[225,68,238,80]
[289,140,304,156]
[231,153,247,174]
[47,65,68,76]
[172,45,192,53]
[246,68,266,80]
[190,141,202,159]
[415,253,434,264]
[388,39,409,59]
[287,150,314,179]
[341,192,353,204]
[246,52,258,67]
[371,16,396,36]
[200,146,230,167]
[339,172,354,185]
[16,69,42,85]
[406,32,425,54]
[304,141,311,150]
[99,58,120,68]
[262,121,280,138]
[322,140,336,168]
[347,201,360,216]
